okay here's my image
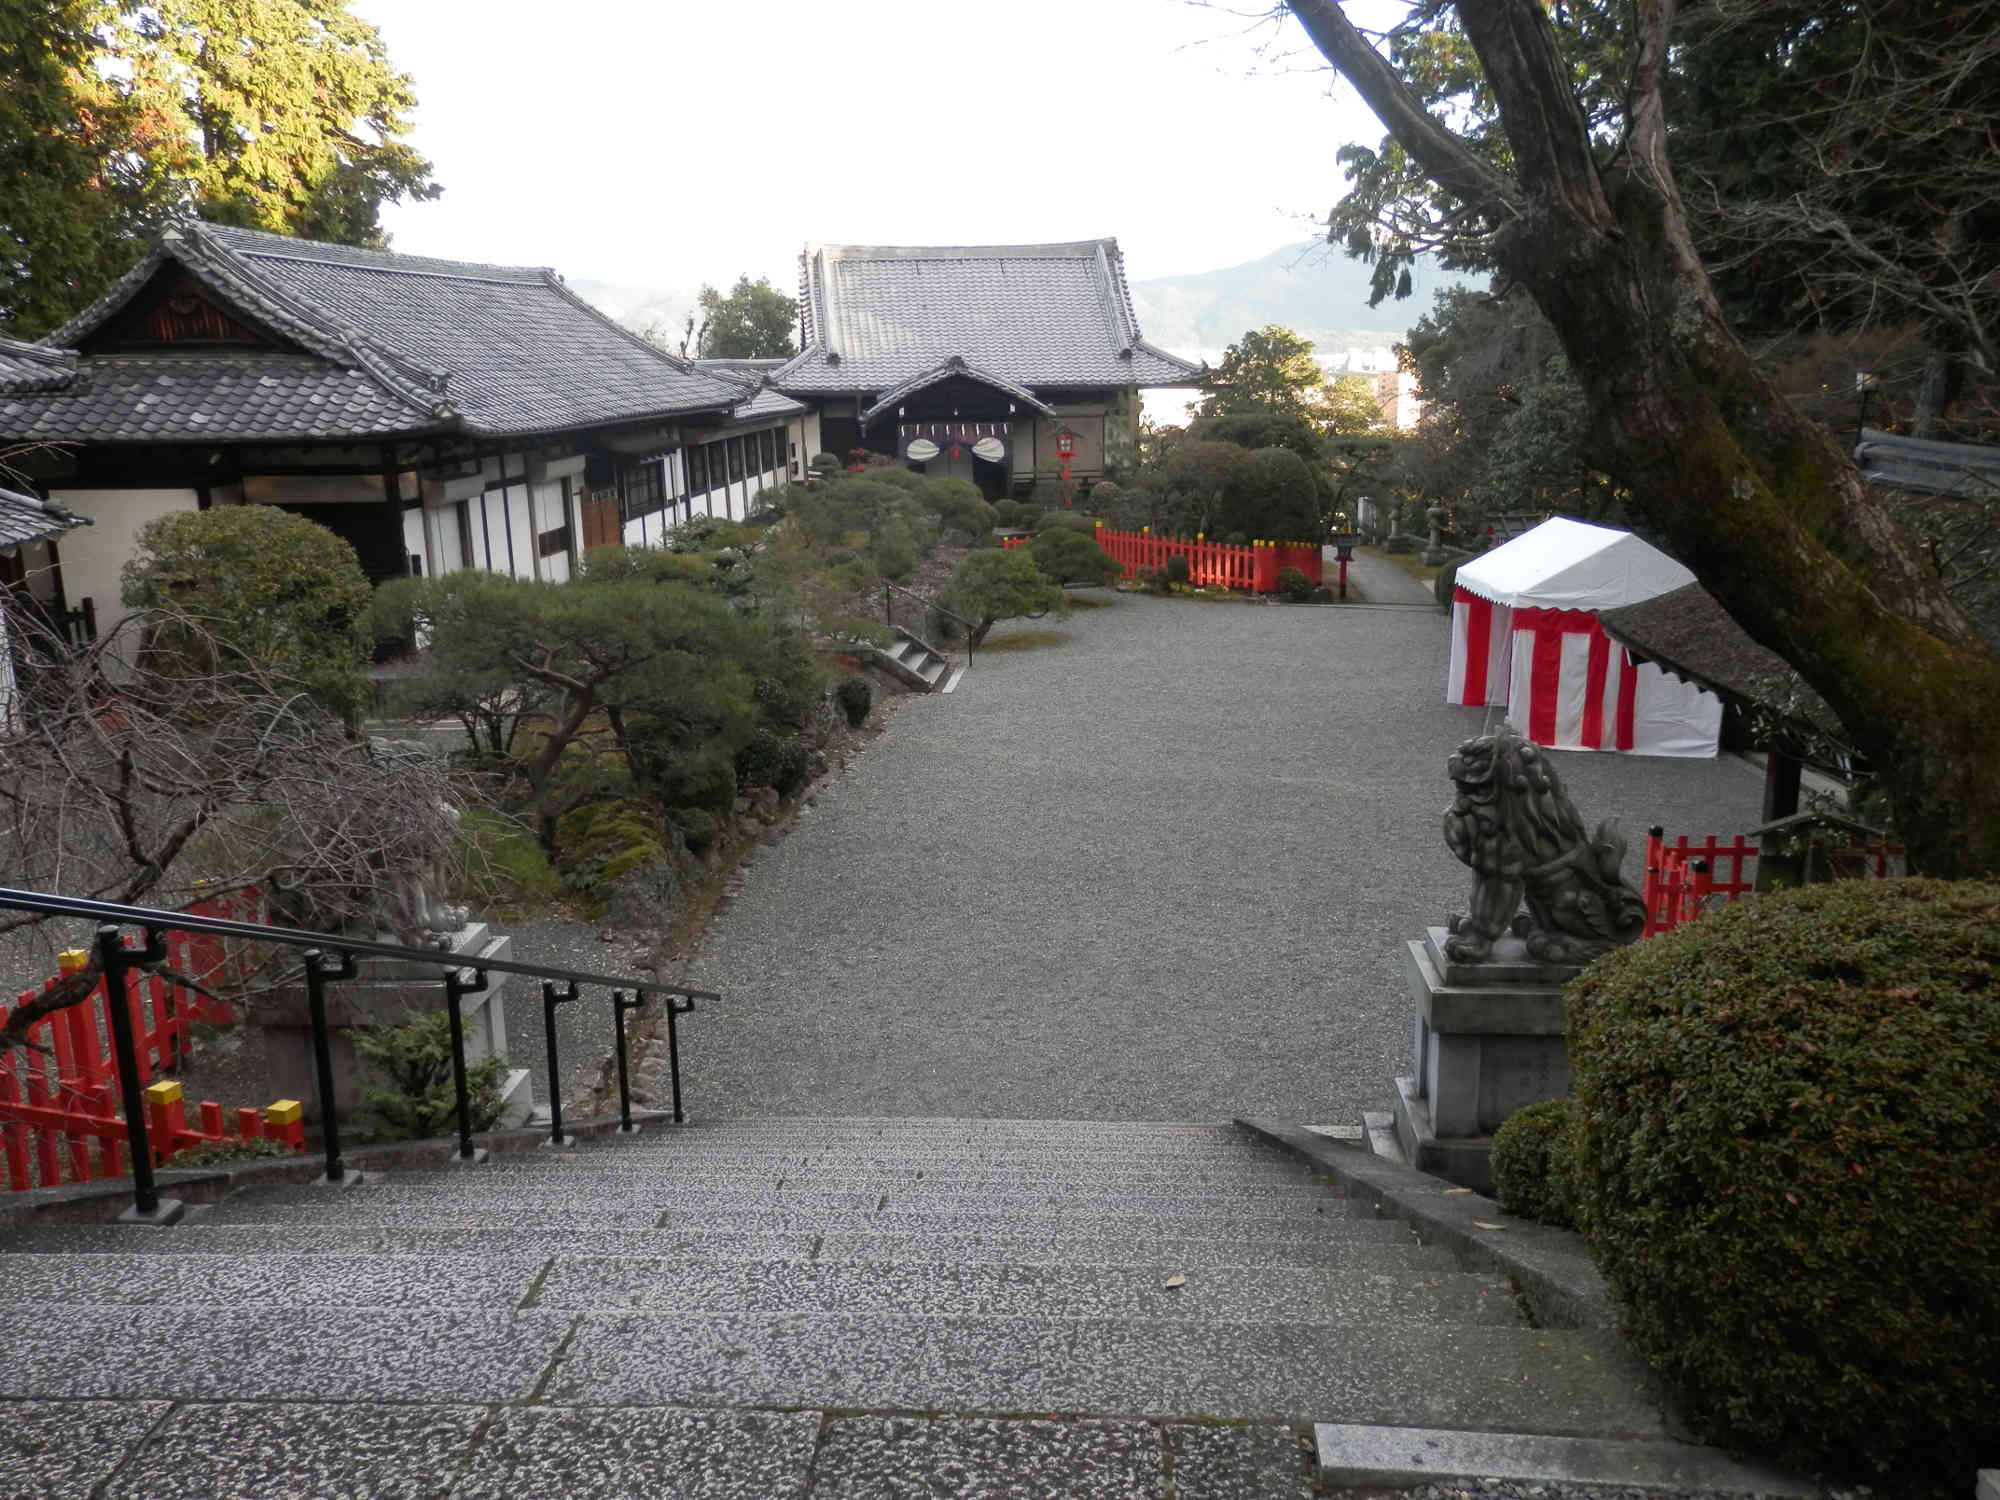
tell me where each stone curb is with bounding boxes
[1235,1118,1616,1332]
[0,1109,677,1227]
[1314,1421,1819,1497]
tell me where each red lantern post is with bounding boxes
[1055,428,1076,507]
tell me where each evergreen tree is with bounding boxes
[696,275,798,359]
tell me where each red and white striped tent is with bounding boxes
[1445,517,1723,758]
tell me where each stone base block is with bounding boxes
[1406,928,1572,1140]
[1392,1076,1494,1194]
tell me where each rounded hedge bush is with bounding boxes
[1565,879,2000,1490]
[834,674,872,728]
[1490,1096,1580,1229]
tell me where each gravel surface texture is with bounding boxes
[677,590,1766,1122]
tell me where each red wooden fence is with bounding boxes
[1642,831,1759,937]
[0,885,305,1191]
[1640,827,1902,938]
[1090,526,1324,594]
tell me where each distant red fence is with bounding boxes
[1092,526,1323,594]
[1640,827,1903,938]
[1642,831,1759,937]
[0,885,305,1191]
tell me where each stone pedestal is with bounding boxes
[1393,926,1583,1193]
[258,923,535,1130]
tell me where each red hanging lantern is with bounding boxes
[1055,428,1077,506]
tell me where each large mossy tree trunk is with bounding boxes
[1287,0,2000,876]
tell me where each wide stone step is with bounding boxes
[546,1311,1663,1433]
[0,1304,1661,1433]
[198,1185,1390,1237]
[528,1257,1520,1326]
[485,1152,1327,1188]
[0,1251,1515,1327]
[0,1219,1435,1269]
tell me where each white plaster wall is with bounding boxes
[402,508,429,576]
[533,479,570,582]
[47,488,200,632]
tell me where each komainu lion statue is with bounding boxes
[1442,723,1648,964]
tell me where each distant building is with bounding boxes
[0,221,808,627]
[772,240,1203,497]
[1373,369,1424,431]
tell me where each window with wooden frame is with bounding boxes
[726,437,744,483]
[621,459,666,522]
[686,443,709,495]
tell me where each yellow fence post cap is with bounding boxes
[144,1080,182,1105]
[58,949,89,973]
[264,1099,303,1126]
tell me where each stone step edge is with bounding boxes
[1236,1118,1615,1333]
[1314,1421,1815,1497]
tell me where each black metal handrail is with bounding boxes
[0,885,713,1224]
[880,579,977,665]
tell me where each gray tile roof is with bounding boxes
[3,222,745,445]
[0,352,438,444]
[860,356,1056,425]
[0,338,80,394]
[0,486,90,553]
[776,240,1204,396]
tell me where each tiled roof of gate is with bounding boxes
[0,486,90,553]
[0,223,743,444]
[0,338,81,394]
[860,356,1057,425]
[776,240,1203,395]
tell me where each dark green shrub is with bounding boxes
[736,728,810,798]
[1165,554,1190,586]
[991,500,1026,529]
[121,506,372,716]
[1026,526,1120,586]
[1490,1097,1580,1228]
[834,674,872,727]
[169,1134,299,1168]
[635,742,737,817]
[354,1011,509,1142]
[1276,565,1314,602]
[1033,510,1099,536]
[1566,879,2000,1491]
[1135,565,1170,594]
[1434,558,1461,609]
[673,807,720,856]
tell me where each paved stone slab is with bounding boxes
[532,1258,1517,1325]
[0,1400,168,1500]
[104,1401,485,1499]
[811,1225,1425,1268]
[807,1415,1162,1499]
[1312,1421,1818,1495]
[549,1313,1665,1431]
[0,1307,570,1402]
[449,1404,818,1500]
[0,1252,544,1308]
[200,1190,663,1229]
[0,1224,820,1260]
[1170,1424,1317,1500]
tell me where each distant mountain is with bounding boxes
[569,278,704,353]
[1129,241,1482,356]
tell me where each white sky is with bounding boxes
[348,0,1398,295]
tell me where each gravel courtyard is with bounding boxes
[679,588,1768,1124]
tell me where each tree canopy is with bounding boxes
[1,0,438,337]
[696,275,798,359]
[1276,0,2000,875]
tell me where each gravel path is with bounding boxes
[677,591,1767,1123]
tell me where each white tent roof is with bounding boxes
[1454,517,1695,611]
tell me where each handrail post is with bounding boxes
[540,979,579,1148]
[665,993,696,1125]
[96,923,182,1225]
[302,949,361,1187]
[612,990,644,1134]
[443,967,489,1165]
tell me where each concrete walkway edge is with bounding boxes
[1236,1118,1616,1331]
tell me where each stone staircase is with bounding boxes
[0,1118,1670,1497]
[870,627,956,692]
